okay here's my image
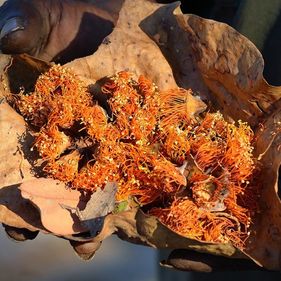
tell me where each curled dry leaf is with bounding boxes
[162,249,263,272]
[69,239,102,261]
[0,0,281,270]
[3,224,39,242]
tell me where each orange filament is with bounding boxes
[44,150,80,182]
[81,105,108,140]
[138,75,156,99]
[162,127,191,164]
[158,88,206,130]
[16,66,260,249]
[150,197,245,247]
[34,125,71,160]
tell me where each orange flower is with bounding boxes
[16,66,259,249]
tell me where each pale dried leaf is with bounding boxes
[20,178,87,235]
[0,102,34,187]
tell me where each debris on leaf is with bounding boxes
[114,201,129,214]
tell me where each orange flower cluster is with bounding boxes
[16,65,259,248]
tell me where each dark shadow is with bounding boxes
[0,184,44,230]
[139,3,183,87]
[88,77,113,116]
[53,12,114,64]
[278,166,281,200]
[17,129,47,178]
[156,0,214,17]
[6,54,50,95]
[156,0,239,25]
[261,11,281,86]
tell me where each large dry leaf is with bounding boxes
[0,183,43,231]
[0,0,281,270]
[67,0,178,90]
[68,0,281,264]
[137,2,281,124]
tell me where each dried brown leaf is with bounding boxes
[138,2,281,124]
[69,239,102,261]
[3,224,39,242]
[135,210,240,258]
